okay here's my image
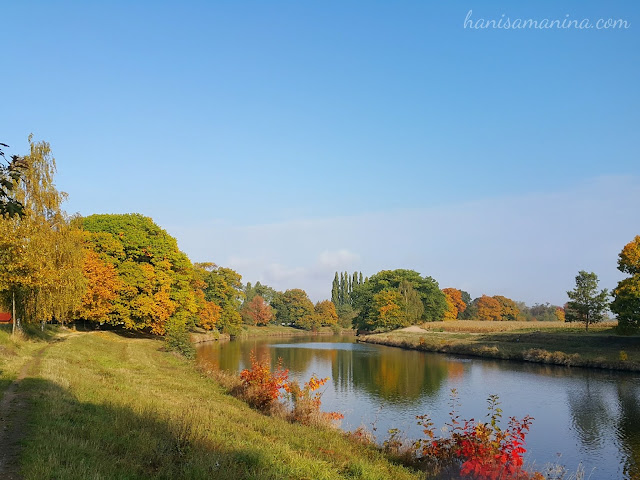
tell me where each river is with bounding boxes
[197,335,640,479]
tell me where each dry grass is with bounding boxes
[360,321,640,371]
[419,320,618,333]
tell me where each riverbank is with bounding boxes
[357,322,640,372]
[191,325,355,344]
[1,329,420,479]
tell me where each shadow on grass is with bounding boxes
[19,378,285,480]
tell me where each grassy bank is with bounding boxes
[14,330,420,479]
[191,325,354,344]
[0,325,59,396]
[358,321,640,371]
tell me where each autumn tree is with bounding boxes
[314,300,338,326]
[493,295,520,321]
[352,269,447,331]
[75,250,120,323]
[194,263,244,334]
[611,235,640,331]
[81,214,197,334]
[365,289,409,331]
[475,295,502,322]
[566,271,609,331]
[242,295,273,326]
[555,307,566,323]
[442,288,466,320]
[0,137,85,330]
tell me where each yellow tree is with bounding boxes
[493,295,520,321]
[314,300,338,326]
[77,250,121,323]
[476,295,502,321]
[442,288,467,320]
[0,137,84,329]
[611,235,640,330]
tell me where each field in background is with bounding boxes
[418,320,618,333]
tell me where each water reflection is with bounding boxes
[197,335,640,479]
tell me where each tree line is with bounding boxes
[2,137,638,337]
[0,138,341,339]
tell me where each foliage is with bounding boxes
[332,271,364,308]
[415,390,542,480]
[165,315,195,359]
[367,289,410,331]
[565,271,609,331]
[0,137,84,328]
[475,295,502,322]
[76,250,121,323]
[243,281,277,305]
[336,303,357,328]
[239,351,289,412]
[611,235,640,331]
[352,269,447,331]
[196,263,244,334]
[443,288,466,320]
[284,374,343,425]
[0,142,27,217]
[81,214,196,334]
[241,295,273,326]
[314,300,338,326]
[277,288,315,329]
[493,296,520,322]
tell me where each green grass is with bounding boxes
[360,324,640,371]
[18,331,421,479]
[0,325,58,395]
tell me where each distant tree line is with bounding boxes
[1,136,638,339]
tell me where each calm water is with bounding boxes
[197,335,640,479]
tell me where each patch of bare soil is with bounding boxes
[0,345,48,479]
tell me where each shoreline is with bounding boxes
[357,329,640,373]
[191,325,355,344]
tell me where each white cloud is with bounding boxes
[166,176,640,305]
[318,249,360,270]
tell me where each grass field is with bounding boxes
[418,320,619,333]
[3,329,421,480]
[359,321,640,371]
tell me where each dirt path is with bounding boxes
[0,344,49,479]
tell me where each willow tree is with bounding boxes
[0,137,85,330]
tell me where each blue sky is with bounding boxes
[3,1,639,305]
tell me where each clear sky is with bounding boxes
[3,1,639,305]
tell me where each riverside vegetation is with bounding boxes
[1,327,557,480]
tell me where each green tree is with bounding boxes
[352,269,446,331]
[281,289,315,329]
[331,273,339,306]
[0,142,27,217]
[196,264,244,335]
[81,214,197,334]
[398,279,424,324]
[366,289,409,331]
[566,271,609,331]
[611,235,640,331]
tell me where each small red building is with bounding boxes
[0,312,12,324]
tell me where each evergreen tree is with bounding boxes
[331,272,340,306]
